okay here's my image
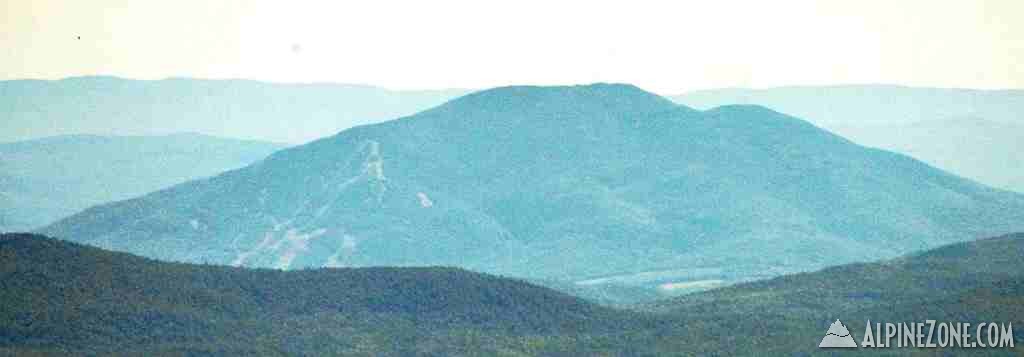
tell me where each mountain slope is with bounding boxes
[0,233,634,355]
[0,133,284,232]
[0,76,469,144]
[642,233,1024,355]
[3,232,1022,355]
[672,85,1024,192]
[41,84,1024,287]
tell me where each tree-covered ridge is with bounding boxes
[0,234,636,347]
[652,233,1024,313]
[3,233,1024,355]
[642,233,1024,355]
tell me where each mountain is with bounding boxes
[672,85,1024,192]
[0,76,470,144]
[41,84,1024,290]
[3,232,1022,355]
[0,133,284,232]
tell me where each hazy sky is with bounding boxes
[4,0,1023,93]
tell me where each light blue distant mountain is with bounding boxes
[828,118,1024,192]
[0,133,284,232]
[673,85,1024,192]
[674,85,1024,125]
[41,84,1024,290]
[0,76,470,144]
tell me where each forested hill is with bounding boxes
[3,233,1023,355]
[0,233,639,355]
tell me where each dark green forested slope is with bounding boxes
[0,233,648,356]
[3,233,1023,356]
[645,233,1024,355]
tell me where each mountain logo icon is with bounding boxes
[819,319,858,348]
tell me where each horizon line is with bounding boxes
[3,75,1024,95]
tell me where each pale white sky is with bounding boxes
[3,0,1023,93]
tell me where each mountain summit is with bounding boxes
[430,83,679,115]
[41,84,1024,285]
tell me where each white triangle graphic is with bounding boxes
[819,319,858,348]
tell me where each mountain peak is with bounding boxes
[428,83,681,118]
[703,104,824,131]
[705,104,784,116]
[471,82,651,96]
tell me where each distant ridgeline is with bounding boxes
[0,76,470,144]
[2,232,1022,355]
[673,85,1024,193]
[0,133,284,232]
[39,84,1024,298]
